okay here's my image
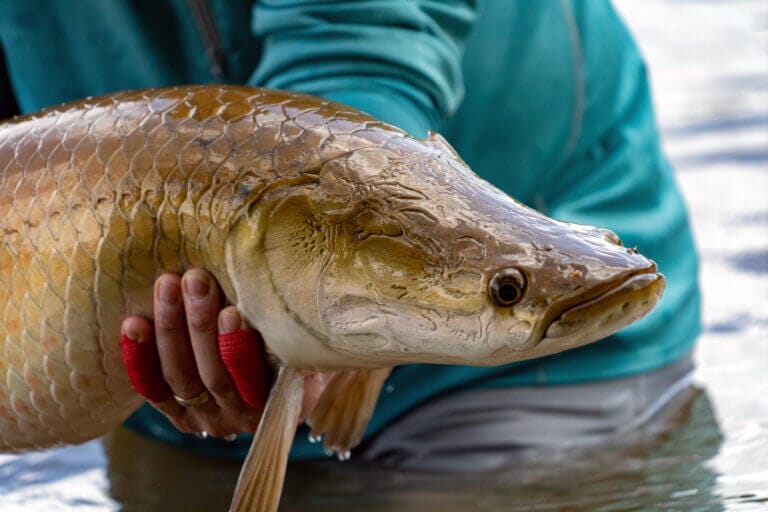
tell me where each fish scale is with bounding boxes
[0,85,401,451]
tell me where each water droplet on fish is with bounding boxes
[308,434,322,444]
[336,450,352,461]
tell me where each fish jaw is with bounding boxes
[514,268,666,361]
[544,271,665,340]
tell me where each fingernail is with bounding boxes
[219,308,241,334]
[184,271,210,299]
[122,327,143,343]
[157,278,180,305]
[122,322,146,343]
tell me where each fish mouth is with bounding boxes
[539,267,666,348]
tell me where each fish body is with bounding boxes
[0,85,664,508]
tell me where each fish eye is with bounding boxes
[488,268,527,307]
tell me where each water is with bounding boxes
[1,0,767,510]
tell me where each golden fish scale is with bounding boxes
[0,85,403,451]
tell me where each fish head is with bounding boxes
[260,132,665,367]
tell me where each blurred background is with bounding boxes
[1,0,766,510]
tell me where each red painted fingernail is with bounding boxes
[218,330,272,409]
[121,334,173,403]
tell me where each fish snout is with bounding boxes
[542,271,666,345]
[585,225,657,274]
[592,227,660,275]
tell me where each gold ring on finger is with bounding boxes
[173,389,210,407]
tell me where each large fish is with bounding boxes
[0,85,664,510]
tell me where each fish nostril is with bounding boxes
[600,229,622,246]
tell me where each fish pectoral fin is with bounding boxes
[229,366,304,512]
[306,368,392,457]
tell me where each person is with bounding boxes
[0,0,700,469]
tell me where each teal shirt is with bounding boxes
[0,0,700,459]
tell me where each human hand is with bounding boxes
[120,269,334,439]
[120,269,269,438]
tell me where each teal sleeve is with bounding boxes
[248,0,477,137]
[538,1,701,377]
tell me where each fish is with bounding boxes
[0,85,665,511]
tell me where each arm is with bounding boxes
[249,0,477,136]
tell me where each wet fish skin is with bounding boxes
[0,85,398,450]
[0,85,664,454]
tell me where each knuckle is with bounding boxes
[243,416,262,432]
[187,314,217,333]
[154,313,184,336]
[163,374,204,398]
[204,375,233,397]
[196,415,227,438]
[166,415,192,434]
[234,407,263,429]
[206,426,232,439]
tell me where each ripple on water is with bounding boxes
[728,249,768,274]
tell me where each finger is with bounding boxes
[120,316,172,403]
[121,315,190,429]
[153,274,208,402]
[180,270,242,410]
[217,306,272,410]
